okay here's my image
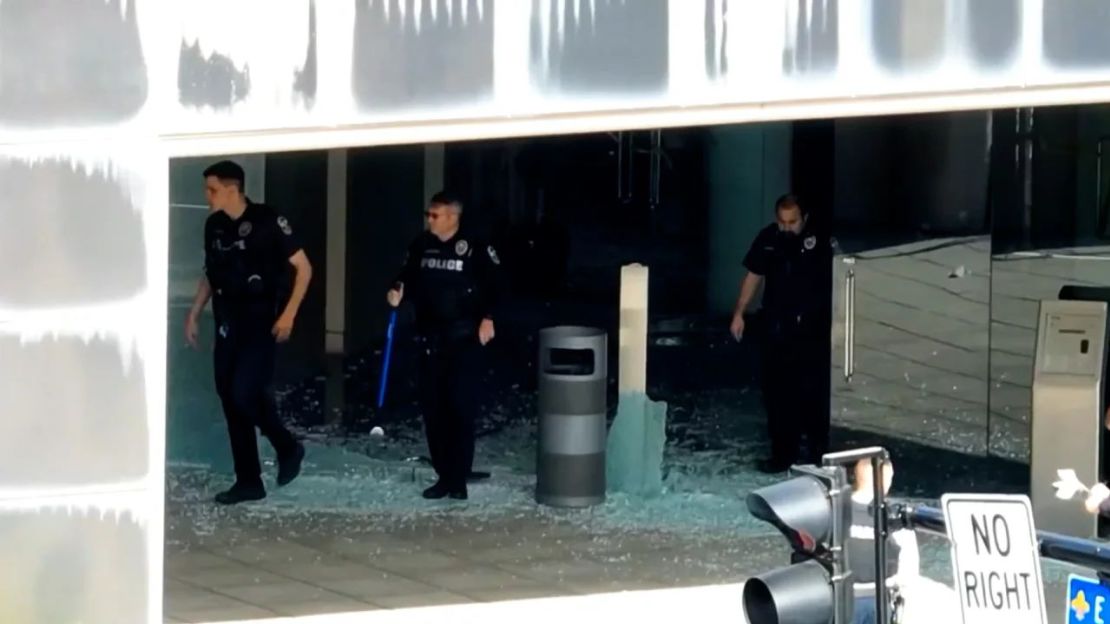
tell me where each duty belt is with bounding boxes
[418,322,474,345]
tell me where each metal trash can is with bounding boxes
[536,326,608,507]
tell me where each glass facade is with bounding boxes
[7,1,1110,622]
[826,105,1110,461]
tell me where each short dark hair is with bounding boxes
[775,193,803,214]
[429,191,463,212]
[203,160,246,191]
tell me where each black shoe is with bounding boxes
[756,458,793,474]
[277,442,305,487]
[423,481,451,499]
[214,482,266,505]
[423,481,468,500]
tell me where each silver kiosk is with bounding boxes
[1031,297,1108,538]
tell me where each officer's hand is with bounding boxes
[185,314,200,350]
[272,313,295,343]
[478,318,495,346]
[730,312,745,341]
[1086,483,1110,514]
[1104,406,1110,430]
[386,284,404,308]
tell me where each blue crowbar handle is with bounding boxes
[377,309,398,409]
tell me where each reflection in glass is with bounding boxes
[783,0,838,75]
[353,0,494,110]
[0,0,148,127]
[0,157,147,308]
[966,0,1020,68]
[705,0,727,79]
[0,506,148,624]
[989,104,1110,462]
[1043,0,1110,68]
[869,0,946,72]
[831,112,993,455]
[869,0,1020,73]
[529,0,668,94]
[0,335,148,486]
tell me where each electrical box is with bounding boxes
[1030,299,1108,538]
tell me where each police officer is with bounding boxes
[387,191,502,500]
[184,160,312,505]
[730,193,831,473]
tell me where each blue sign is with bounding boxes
[1067,574,1110,623]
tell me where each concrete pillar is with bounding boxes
[705,123,792,316]
[325,149,348,355]
[619,263,649,394]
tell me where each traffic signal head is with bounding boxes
[747,469,835,554]
[743,464,853,624]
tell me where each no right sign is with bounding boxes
[942,493,1047,624]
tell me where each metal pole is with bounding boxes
[872,456,888,624]
[899,503,1110,573]
[845,266,856,381]
[825,463,853,624]
[823,446,892,622]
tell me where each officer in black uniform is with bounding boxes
[185,160,312,505]
[730,194,831,473]
[387,191,502,500]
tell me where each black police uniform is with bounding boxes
[743,221,832,467]
[204,200,303,496]
[394,229,502,496]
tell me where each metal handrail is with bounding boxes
[897,503,1110,574]
[844,267,856,381]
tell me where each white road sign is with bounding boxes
[942,493,1047,624]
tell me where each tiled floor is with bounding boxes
[163,503,770,623]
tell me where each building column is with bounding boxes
[705,124,792,316]
[324,149,347,424]
[325,149,348,355]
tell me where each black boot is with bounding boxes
[277,442,305,487]
[214,482,266,505]
[448,484,468,500]
[422,481,451,499]
[424,479,468,500]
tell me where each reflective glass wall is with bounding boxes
[988,106,1110,461]
[828,112,994,455]
[824,104,1110,462]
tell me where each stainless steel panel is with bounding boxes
[1030,299,1106,538]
